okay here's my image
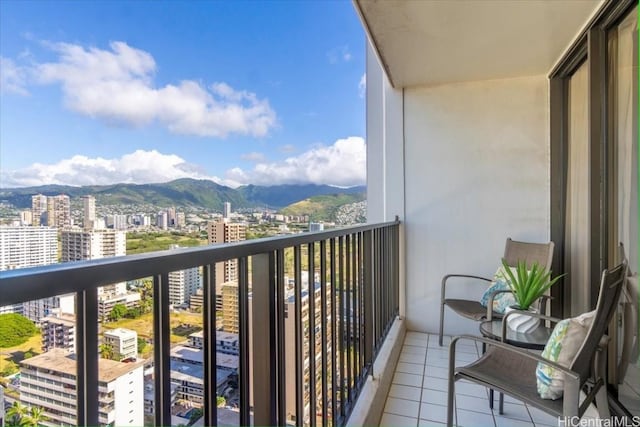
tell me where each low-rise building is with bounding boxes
[41,312,76,353]
[20,348,144,426]
[103,328,138,361]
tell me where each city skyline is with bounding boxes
[0,1,366,189]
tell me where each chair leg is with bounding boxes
[447,375,455,427]
[595,385,610,419]
[439,303,445,346]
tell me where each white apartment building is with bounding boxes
[41,312,76,353]
[20,348,144,427]
[187,330,239,355]
[168,266,200,306]
[60,229,139,320]
[61,228,126,262]
[169,345,238,404]
[103,328,138,361]
[98,291,141,322]
[82,195,96,230]
[0,226,60,317]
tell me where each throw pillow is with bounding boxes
[536,310,596,399]
[480,266,517,314]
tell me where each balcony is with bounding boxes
[0,221,400,426]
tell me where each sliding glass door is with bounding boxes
[565,60,591,316]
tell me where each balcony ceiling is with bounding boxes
[354,0,603,88]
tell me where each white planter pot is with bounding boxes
[505,305,540,334]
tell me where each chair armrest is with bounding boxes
[450,335,580,379]
[501,310,563,342]
[486,289,512,320]
[441,274,492,302]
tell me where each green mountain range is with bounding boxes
[0,178,366,211]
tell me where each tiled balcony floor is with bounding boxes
[380,332,559,427]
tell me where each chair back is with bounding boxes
[503,238,554,270]
[570,261,628,382]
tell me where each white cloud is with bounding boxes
[226,136,366,187]
[0,150,230,188]
[327,45,352,64]
[358,73,366,98]
[12,41,277,137]
[1,138,367,189]
[241,152,266,162]
[0,57,29,95]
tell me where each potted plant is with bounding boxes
[500,258,564,333]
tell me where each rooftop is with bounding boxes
[20,348,144,382]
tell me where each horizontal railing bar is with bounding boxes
[0,221,399,306]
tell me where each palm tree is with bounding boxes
[26,406,48,426]
[6,402,28,426]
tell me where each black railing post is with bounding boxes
[76,287,98,426]
[153,272,171,426]
[238,257,251,427]
[251,252,278,426]
[203,263,218,426]
[363,230,373,371]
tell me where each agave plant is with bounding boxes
[500,258,564,310]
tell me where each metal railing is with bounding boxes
[0,220,400,426]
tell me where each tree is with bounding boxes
[0,314,38,347]
[25,406,48,427]
[137,337,147,354]
[6,402,28,426]
[109,303,127,322]
[216,396,226,407]
[99,343,114,360]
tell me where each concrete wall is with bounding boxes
[367,72,551,335]
[405,76,550,334]
[366,40,404,224]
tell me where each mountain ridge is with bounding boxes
[0,178,366,211]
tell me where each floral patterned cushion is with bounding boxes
[536,310,596,399]
[479,266,517,314]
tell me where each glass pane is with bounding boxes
[564,60,591,316]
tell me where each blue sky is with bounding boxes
[0,0,366,188]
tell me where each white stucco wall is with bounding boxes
[366,40,404,224]
[403,76,550,334]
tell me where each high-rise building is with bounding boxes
[41,312,76,353]
[176,212,186,228]
[31,194,48,226]
[46,194,71,228]
[284,276,332,425]
[157,211,168,230]
[207,220,246,284]
[20,349,144,426]
[60,229,135,318]
[223,202,231,219]
[221,281,239,333]
[168,267,201,306]
[61,229,126,262]
[24,294,74,324]
[82,195,96,230]
[103,328,138,361]
[0,226,60,317]
[167,207,176,227]
[20,210,32,226]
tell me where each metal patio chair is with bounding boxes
[439,238,555,346]
[446,261,628,425]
